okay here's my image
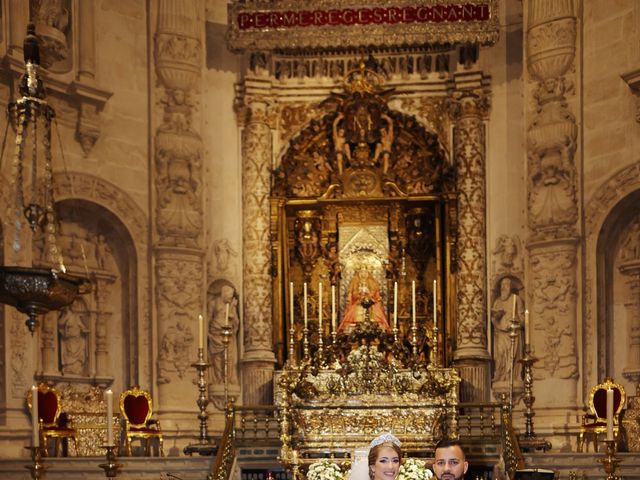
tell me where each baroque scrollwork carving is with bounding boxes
[272,64,451,200]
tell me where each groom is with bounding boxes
[433,438,469,480]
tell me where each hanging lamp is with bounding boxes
[0,24,90,333]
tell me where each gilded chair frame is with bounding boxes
[119,385,164,456]
[27,383,78,456]
[578,377,626,452]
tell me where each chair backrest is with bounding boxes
[120,386,153,428]
[27,384,62,428]
[589,377,625,422]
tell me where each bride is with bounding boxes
[350,433,403,480]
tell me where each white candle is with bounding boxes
[524,309,530,346]
[433,279,437,322]
[303,282,308,329]
[393,281,398,330]
[106,389,113,446]
[31,385,39,448]
[606,388,614,441]
[411,280,416,328]
[318,282,323,333]
[198,314,204,350]
[290,282,294,329]
[511,293,517,320]
[225,302,230,328]
[331,285,336,333]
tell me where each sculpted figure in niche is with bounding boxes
[374,113,394,174]
[333,113,351,175]
[491,277,523,383]
[208,284,239,385]
[58,308,88,375]
[620,220,640,262]
[337,267,390,334]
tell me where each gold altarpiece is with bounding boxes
[269,65,461,467]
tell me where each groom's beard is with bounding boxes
[436,473,464,480]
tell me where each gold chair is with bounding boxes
[119,386,164,456]
[27,383,78,456]
[578,377,626,452]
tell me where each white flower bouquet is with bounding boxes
[397,458,433,480]
[307,459,344,480]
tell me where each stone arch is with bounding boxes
[584,161,640,395]
[51,172,150,387]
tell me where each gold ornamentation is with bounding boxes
[277,319,460,462]
[272,70,450,200]
[227,0,500,52]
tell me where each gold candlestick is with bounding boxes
[98,445,121,478]
[25,446,47,479]
[599,439,621,480]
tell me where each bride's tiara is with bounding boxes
[369,432,401,448]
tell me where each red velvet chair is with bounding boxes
[27,383,78,456]
[119,386,164,456]
[578,377,625,452]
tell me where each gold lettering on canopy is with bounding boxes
[228,0,499,52]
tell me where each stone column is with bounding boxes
[525,0,580,407]
[76,0,96,82]
[152,0,206,418]
[451,92,492,402]
[240,92,276,405]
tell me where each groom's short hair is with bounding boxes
[434,438,466,459]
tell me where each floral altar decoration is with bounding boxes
[307,459,344,480]
[398,458,433,480]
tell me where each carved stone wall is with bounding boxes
[585,170,640,399]
[152,0,205,420]
[524,0,580,409]
[53,173,150,385]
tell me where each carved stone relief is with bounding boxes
[156,255,202,384]
[30,0,72,72]
[153,1,205,398]
[30,202,122,386]
[530,247,578,380]
[211,238,238,275]
[9,312,27,397]
[491,235,523,277]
